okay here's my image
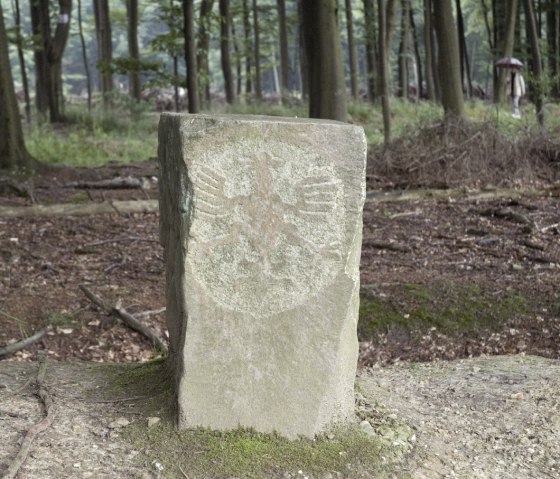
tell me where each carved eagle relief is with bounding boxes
[188,147,346,316]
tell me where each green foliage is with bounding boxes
[43,312,77,327]
[26,103,157,166]
[358,284,528,339]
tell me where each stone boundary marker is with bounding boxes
[158,113,366,439]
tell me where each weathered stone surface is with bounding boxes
[158,113,366,439]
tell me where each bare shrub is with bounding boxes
[368,118,560,189]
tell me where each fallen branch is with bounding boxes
[133,307,166,319]
[79,285,167,353]
[479,208,533,226]
[64,176,145,189]
[0,200,159,218]
[362,239,412,253]
[2,357,55,479]
[0,330,46,358]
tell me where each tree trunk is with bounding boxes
[219,0,235,104]
[297,0,308,98]
[409,4,422,99]
[345,0,359,100]
[127,0,141,101]
[0,1,35,170]
[423,0,436,100]
[433,0,464,118]
[378,0,391,143]
[495,0,517,104]
[77,0,92,111]
[197,0,214,108]
[455,0,472,98]
[232,21,242,96]
[524,0,544,126]
[362,0,377,102]
[277,0,289,97]
[30,0,49,118]
[252,0,262,100]
[301,0,347,121]
[546,1,559,98]
[397,0,410,98]
[242,0,252,95]
[183,0,199,113]
[13,0,31,124]
[93,0,113,107]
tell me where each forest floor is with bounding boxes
[1,158,560,478]
[0,159,559,366]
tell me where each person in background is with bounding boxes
[510,66,525,119]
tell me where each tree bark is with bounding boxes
[378,0,391,143]
[252,0,262,100]
[409,4,422,100]
[397,0,410,98]
[277,0,289,97]
[219,0,235,104]
[524,0,544,126]
[242,0,252,95]
[433,0,464,118]
[495,0,518,104]
[455,0,472,98]
[0,1,36,170]
[197,0,214,108]
[30,0,49,118]
[362,0,377,102]
[77,0,92,111]
[297,0,308,98]
[345,0,359,100]
[546,0,559,98]
[423,0,436,101]
[13,0,31,124]
[127,0,141,101]
[183,0,199,113]
[93,0,113,107]
[301,0,347,121]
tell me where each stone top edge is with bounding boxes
[159,112,362,129]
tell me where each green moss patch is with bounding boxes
[359,283,528,340]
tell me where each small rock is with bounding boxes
[147,417,161,427]
[108,417,130,429]
[510,392,524,400]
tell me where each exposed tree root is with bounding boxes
[2,357,55,479]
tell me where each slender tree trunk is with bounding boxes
[378,0,391,143]
[397,0,410,98]
[455,0,473,98]
[183,0,199,113]
[523,0,544,126]
[127,0,140,101]
[409,4,422,99]
[30,0,49,118]
[77,0,91,111]
[345,0,359,99]
[297,0,308,98]
[0,1,36,170]
[232,21,242,96]
[93,0,113,107]
[423,0,436,100]
[46,0,72,123]
[219,0,235,104]
[546,1,559,98]
[173,55,179,111]
[252,0,262,100]
[301,0,347,121]
[362,0,377,102]
[197,0,214,108]
[433,0,464,118]
[242,0,252,94]
[13,0,31,124]
[277,0,289,97]
[495,0,517,104]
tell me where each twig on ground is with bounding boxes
[133,308,166,319]
[0,330,46,358]
[179,464,190,479]
[2,356,55,479]
[63,176,145,189]
[79,285,167,353]
[362,239,412,253]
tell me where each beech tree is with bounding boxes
[127,0,141,101]
[93,0,113,107]
[0,1,35,170]
[433,0,464,118]
[219,0,235,104]
[183,0,199,113]
[301,0,347,121]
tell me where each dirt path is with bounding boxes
[1,356,558,478]
[359,355,560,479]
